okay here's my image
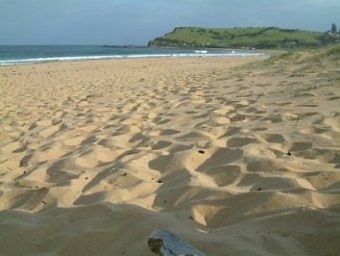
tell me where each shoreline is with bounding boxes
[0,55,271,70]
[0,45,267,66]
[0,53,266,66]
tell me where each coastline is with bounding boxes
[0,45,266,66]
[0,53,265,66]
[0,54,339,255]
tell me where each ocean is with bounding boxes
[0,45,264,65]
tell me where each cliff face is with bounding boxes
[148,27,324,49]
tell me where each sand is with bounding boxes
[0,53,339,255]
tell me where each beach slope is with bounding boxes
[0,49,339,255]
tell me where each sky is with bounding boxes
[0,0,339,45]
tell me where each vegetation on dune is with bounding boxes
[248,45,340,79]
[325,44,340,57]
[148,25,340,49]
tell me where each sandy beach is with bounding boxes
[0,53,339,255]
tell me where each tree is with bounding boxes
[331,23,337,34]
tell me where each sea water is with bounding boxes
[0,45,264,65]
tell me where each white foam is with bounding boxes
[0,52,265,66]
[194,50,208,54]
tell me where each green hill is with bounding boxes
[148,27,327,49]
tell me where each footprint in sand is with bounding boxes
[227,137,257,147]
[151,140,172,150]
[39,123,66,138]
[160,129,181,136]
[264,134,286,144]
[7,187,49,211]
[289,142,313,152]
[197,148,243,172]
[202,165,242,187]
[46,158,81,184]
[238,173,303,191]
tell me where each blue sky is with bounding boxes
[0,0,339,45]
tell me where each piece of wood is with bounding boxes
[148,229,206,256]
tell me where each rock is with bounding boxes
[148,229,206,256]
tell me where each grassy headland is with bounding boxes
[148,26,339,49]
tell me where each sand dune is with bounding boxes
[0,53,339,255]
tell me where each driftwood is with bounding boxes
[148,229,206,256]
